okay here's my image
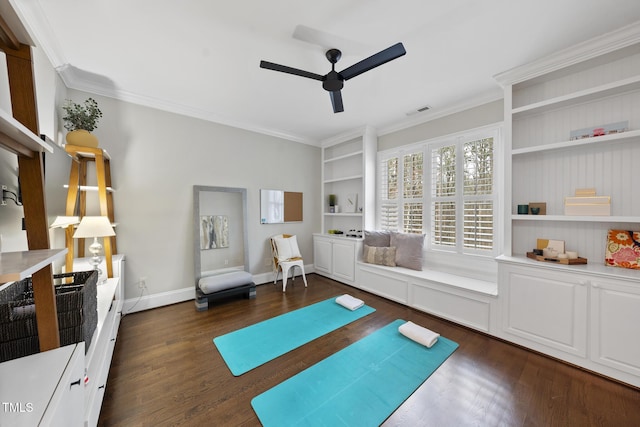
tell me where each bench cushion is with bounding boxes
[199,271,253,294]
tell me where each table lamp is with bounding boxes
[50,216,81,275]
[73,216,115,283]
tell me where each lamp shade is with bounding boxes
[73,216,116,238]
[50,216,80,229]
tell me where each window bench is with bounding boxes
[354,262,498,332]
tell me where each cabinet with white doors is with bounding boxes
[313,234,362,285]
[497,256,640,388]
[0,343,85,427]
[320,126,376,235]
[498,261,588,359]
[493,23,640,388]
[72,255,125,427]
[590,275,640,380]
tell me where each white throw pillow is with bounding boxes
[274,235,301,261]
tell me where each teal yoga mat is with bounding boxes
[251,319,458,426]
[213,297,375,376]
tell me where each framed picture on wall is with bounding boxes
[200,215,229,249]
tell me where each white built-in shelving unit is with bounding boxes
[320,125,376,234]
[493,22,640,388]
[496,27,640,268]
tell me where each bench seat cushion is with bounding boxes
[199,271,253,294]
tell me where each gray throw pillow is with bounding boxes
[390,231,425,270]
[363,245,397,267]
[364,230,391,247]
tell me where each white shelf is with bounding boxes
[323,174,363,184]
[63,184,115,192]
[0,249,68,283]
[497,254,640,281]
[512,75,640,117]
[0,107,54,156]
[324,150,363,163]
[512,214,640,223]
[324,212,363,217]
[64,144,111,160]
[512,129,640,155]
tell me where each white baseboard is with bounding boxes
[122,286,194,314]
[122,264,315,314]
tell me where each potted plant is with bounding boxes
[62,98,103,147]
[328,194,337,213]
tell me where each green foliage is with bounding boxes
[62,98,103,132]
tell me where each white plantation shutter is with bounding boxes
[431,145,456,246]
[377,126,498,256]
[402,152,423,233]
[379,157,399,230]
[432,201,456,246]
[403,202,423,234]
[462,137,494,250]
[463,201,493,250]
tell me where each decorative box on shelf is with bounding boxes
[0,270,98,362]
[564,188,611,216]
[526,252,588,265]
[569,121,628,140]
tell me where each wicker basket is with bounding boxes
[0,270,98,362]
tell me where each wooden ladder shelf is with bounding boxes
[64,144,117,278]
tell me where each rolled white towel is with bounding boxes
[399,321,440,348]
[335,294,365,311]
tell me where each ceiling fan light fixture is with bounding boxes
[260,42,406,113]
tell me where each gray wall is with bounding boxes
[48,92,321,298]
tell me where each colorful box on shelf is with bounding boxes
[569,121,628,140]
[564,188,610,216]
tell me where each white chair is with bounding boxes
[270,234,307,292]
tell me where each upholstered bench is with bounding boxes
[195,270,256,311]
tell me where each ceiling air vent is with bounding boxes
[406,105,431,116]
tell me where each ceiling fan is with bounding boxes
[259,42,406,113]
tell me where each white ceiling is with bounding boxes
[6,0,640,145]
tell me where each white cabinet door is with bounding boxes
[313,236,332,275]
[591,277,640,376]
[313,235,360,284]
[0,344,84,427]
[500,264,588,357]
[332,240,356,282]
[41,343,85,426]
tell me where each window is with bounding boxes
[378,126,499,256]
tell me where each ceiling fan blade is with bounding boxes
[259,60,324,81]
[339,42,406,81]
[330,90,344,113]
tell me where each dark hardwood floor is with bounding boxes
[99,274,640,426]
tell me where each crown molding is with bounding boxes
[319,125,377,147]
[55,64,319,146]
[8,0,65,64]
[494,21,640,86]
